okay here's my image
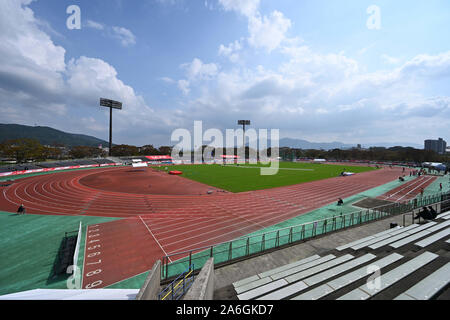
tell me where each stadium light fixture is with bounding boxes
[100,98,123,156]
[238,120,251,162]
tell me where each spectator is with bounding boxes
[428,206,438,219]
[414,207,432,220]
[337,198,344,206]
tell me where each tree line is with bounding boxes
[0,139,173,163]
[1,138,448,164]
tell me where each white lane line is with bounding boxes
[139,215,172,263]
[382,177,424,200]
[397,176,434,202]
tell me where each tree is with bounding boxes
[158,146,173,155]
[69,146,103,159]
[139,145,160,155]
[111,144,139,157]
[0,139,46,162]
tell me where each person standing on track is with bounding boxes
[17,204,26,215]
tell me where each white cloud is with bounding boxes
[218,0,260,17]
[247,11,291,52]
[84,19,136,47]
[218,39,243,63]
[381,54,400,65]
[0,0,175,145]
[218,1,292,53]
[111,26,136,47]
[85,20,105,30]
[177,79,190,95]
[181,58,219,81]
[160,76,176,84]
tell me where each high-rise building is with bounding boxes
[424,138,447,154]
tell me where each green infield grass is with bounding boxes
[153,162,377,193]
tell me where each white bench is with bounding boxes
[257,254,321,279]
[437,211,450,219]
[237,279,288,300]
[395,262,450,300]
[270,254,337,281]
[235,255,335,299]
[414,228,450,248]
[337,252,439,300]
[335,227,403,251]
[350,225,420,250]
[285,254,355,284]
[291,253,403,300]
[233,254,321,293]
[368,222,438,250]
[257,254,356,300]
[390,221,450,249]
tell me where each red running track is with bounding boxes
[377,175,437,203]
[0,166,406,288]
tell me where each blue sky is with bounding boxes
[1,0,450,147]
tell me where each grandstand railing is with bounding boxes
[160,191,450,281]
[71,222,82,275]
[158,264,195,300]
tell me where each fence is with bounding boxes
[160,190,450,281]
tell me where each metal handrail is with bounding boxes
[158,264,194,300]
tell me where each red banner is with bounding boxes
[0,163,121,177]
[221,155,240,159]
[145,155,173,160]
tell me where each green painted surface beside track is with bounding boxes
[0,212,118,296]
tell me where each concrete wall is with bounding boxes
[183,258,214,300]
[135,260,161,300]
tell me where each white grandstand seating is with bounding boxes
[389,220,450,249]
[337,252,438,300]
[233,254,322,294]
[291,253,404,300]
[335,226,403,251]
[234,255,335,299]
[350,225,421,250]
[284,254,354,284]
[394,262,450,300]
[269,255,337,281]
[367,222,439,250]
[414,228,450,248]
[437,211,450,219]
[232,208,450,301]
[258,254,376,300]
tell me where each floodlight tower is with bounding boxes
[100,98,123,156]
[238,120,251,162]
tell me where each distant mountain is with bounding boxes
[262,138,423,150]
[0,124,109,147]
[362,142,423,149]
[279,138,355,150]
